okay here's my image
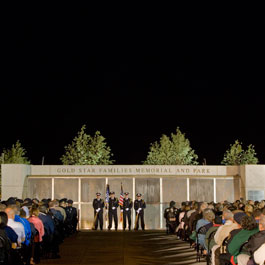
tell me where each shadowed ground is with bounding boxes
[41,231,207,265]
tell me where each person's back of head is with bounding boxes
[181,202,186,210]
[169,201,176,208]
[257,201,265,209]
[185,205,191,212]
[203,208,215,222]
[214,215,223,225]
[0,212,8,228]
[222,209,234,221]
[20,209,27,218]
[0,203,6,212]
[245,204,254,214]
[49,201,56,208]
[10,204,20,215]
[238,203,245,211]
[39,205,47,214]
[200,202,208,213]
[193,203,199,211]
[5,207,15,220]
[241,215,258,231]
[30,206,40,217]
[253,209,262,220]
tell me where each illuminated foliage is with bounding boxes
[60,125,114,165]
[0,140,30,164]
[143,128,198,165]
[221,140,258,165]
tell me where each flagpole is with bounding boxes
[105,182,109,229]
[119,182,124,225]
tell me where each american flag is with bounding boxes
[105,184,110,203]
[119,183,124,222]
[119,183,124,207]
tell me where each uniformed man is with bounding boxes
[121,192,133,230]
[164,200,178,234]
[134,193,146,230]
[92,192,105,230]
[65,199,78,234]
[108,191,119,230]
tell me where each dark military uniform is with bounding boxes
[164,200,178,234]
[164,207,178,234]
[65,200,78,234]
[108,195,119,230]
[93,197,105,230]
[134,195,146,230]
[121,195,133,230]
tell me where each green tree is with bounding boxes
[60,125,114,165]
[221,140,258,165]
[143,127,198,165]
[0,140,30,198]
[0,140,30,164]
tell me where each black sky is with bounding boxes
[1,8,265,165]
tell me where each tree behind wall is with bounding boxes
[221,140,258,165]
[0,141,30,164]
[60,125,115,165]
[143,127,199,165]
[0,140,30,198]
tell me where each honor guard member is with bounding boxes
[134,193,146,230]
[121,192,133,230]
[65,199,78,234]
[108,191,119,230]
[92,193,105,230]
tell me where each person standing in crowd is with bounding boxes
[108,192,119,231]
[47,201,62,259]
[0,206,18,248]
[54,200,66,222]
[0,212,12,264]
[5,207,25,265]
[164,201,178,234]
[92,193,105,231]
[65,199,78,234]
[121,192,133,231]
[12,205,32,265]
[38,204,55,258]
[28,206,45,264]
[5,207,25,246]
[134,193,146,231]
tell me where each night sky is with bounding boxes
[1,9,265,165]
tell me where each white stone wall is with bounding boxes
[1,164,31,200]
[2,164,265,201]
[245,165,265,200]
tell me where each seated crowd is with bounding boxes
[0,197,78,265]
[164,199,265,265]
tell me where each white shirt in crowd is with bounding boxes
[254,243,265,265]
[7,218,25,244]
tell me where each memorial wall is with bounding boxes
[2,164,265,229]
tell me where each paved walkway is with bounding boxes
[41,231,206,265]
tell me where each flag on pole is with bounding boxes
[105,184,110,221]
[119,183,124,222]
[105,184,110,203]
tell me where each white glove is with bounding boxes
[139,208,142,211]
[96,208,100,213]
[137,209,140,214]
[120,209,123,212]
[126,208,129,211]
[112,207,116,210]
